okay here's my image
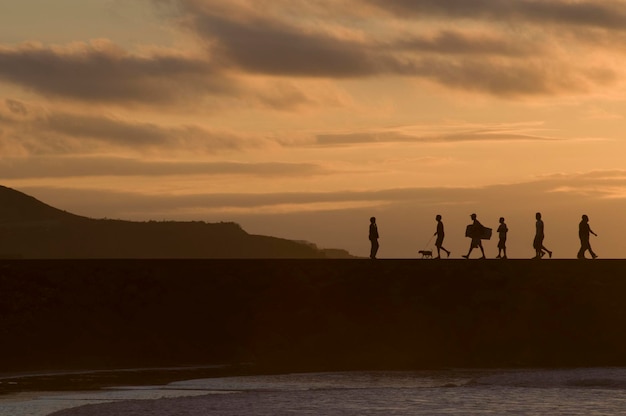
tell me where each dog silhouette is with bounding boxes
[418,250,433,259]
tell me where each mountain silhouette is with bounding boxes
[0,186,353,259]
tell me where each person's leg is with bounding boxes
[577,240,586,259]
[585,240,597,259]
[370,239,379,259]
[533,238,541,259]
[542,245,552,258]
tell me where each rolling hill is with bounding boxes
[0,186,353,258]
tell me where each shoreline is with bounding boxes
[0,365,256,398]
[5,368,626,416]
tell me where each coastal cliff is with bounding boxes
[1,259,625,374]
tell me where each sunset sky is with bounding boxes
[3,0,626,258]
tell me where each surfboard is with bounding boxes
[466,225,492,240]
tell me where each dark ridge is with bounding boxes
[0,186,353,258]
[1,258,625,393]
[0,185,86,225]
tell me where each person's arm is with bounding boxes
[590,227,597,236]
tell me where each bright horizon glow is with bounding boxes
[2,0,626,258]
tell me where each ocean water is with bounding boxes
[4,368,626,415]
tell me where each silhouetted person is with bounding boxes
[369,216,379,259]
[533,212,552,259]
[577,214,598,259]
[433,214,451,259]
[463,213,486,259]
[496,217,508,259]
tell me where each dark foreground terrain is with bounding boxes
[2,259,626,392]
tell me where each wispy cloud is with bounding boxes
[0,156,328,179]
[0,101,268,155]
[541,170,626,199]
[395,30,539,56]
[312,124,559,146]
[23,170,626,218]
[365,0,626,30]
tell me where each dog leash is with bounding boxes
[422,235,435,251]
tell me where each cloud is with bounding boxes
[183,9,386,77]
[312,124,559,146]
[364,0,626,30]
[0,105,268,155]
[408,56,617,96]
[0,40,234,104]
[3,0,625,110]
[0,156,328,179]
[17,185,473,218]
[24,171,626,216]
[160,0,625,97]
[539,170,626,199]
[40,113,252,151]
[0,40,332,111]
[173,170,626,211]
[395,30,538,56]
[192,13,573,97]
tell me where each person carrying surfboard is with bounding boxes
[463,213,486,259]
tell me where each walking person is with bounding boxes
[496,217,508,259]
[369,216,379,259]
[577,214,598,259]
[463,213,486,259]
[433,215,451,259]
[533,212,552,259]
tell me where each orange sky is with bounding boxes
[2,0,626,258]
